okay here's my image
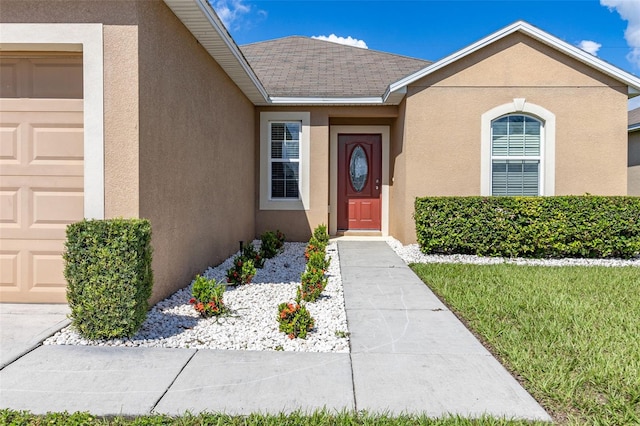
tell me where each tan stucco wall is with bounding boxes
[393,32,629,243]
[136,1,256,303]
[1,1,256,304]
[255,106,397,241]
[630,131,640,195]
[389,100,409,242]
[0,1,141,219]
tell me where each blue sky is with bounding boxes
[210,0,640,110]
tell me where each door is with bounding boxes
[337,134,382,230]
[0,52,84,303]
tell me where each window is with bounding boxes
[481,100,555,196]
[260,112,310,210]
[491,115,541,196]
[270,122,300,199]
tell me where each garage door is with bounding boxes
[0,52,84,303]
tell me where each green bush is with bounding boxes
[226,255,256,285]
[189,275,228,318]
[64,218,153,339]
[260,230,285,259]
[414,196,640,259]
[242,242,265,268]
[306,250,330,272]
[277,302,314,339]
[296,267,328,303]
[304,237,326,262]
[312,223,330,246]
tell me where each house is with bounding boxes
[2,0,639,304]
[630,107,640,195]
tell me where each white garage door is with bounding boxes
[0,52,84,303]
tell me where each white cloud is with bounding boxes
[577,40,602,56]
[601,0,640,68]
[210,0,252,29]
[311,34,368,49]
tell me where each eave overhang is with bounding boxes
[387,21,640,100]
[630,123,640,133]
[163,0,270,105]
[162,8,640,108]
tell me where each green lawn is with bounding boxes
[4,263,638,425]
[0,410,548,426]
[410,263,640,425]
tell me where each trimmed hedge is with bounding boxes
[64,218,153,339]
[414,196,640,259]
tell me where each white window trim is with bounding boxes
[481,99,555,196]
[0,23,105,219]
[259,112,310,210]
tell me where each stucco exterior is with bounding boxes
[390,33,629,243]
[3,4,637,304]
[1,0,255,304]
[630,130,640,196]
[254,106,397,241]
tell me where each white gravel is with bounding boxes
[386,237,640,268]
[45,241,350,353]
[44,237,637,351]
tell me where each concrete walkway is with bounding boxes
[0,241,551,421]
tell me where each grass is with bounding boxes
[0,409,548,425]
[410,263,640,425]
[4,263,638,425]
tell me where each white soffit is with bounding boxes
[163,0,270,105]
[388,20,640,98]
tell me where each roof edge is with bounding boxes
[163,0,270,104]
[270,96,385,105]
[388,20,640,97]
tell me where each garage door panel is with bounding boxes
[1,53,82,303]
[0,176,83,240]
[0,187,20,226]
[31,249,67,290]
[32,187,84,226]
[31,59,83,99]
[0,250,20,289]
[0,122,19,163]
[0,105,83,176]
[0,60,19,98]
[0,240,67,303]
[32,124,83,163]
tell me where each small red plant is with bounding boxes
[226,255,256,285]
[190,275,228,318]
[277,302,314,339]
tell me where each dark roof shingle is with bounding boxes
[240,36,431,98]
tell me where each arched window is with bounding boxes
[491,114,541,196]
[481,100,555,196]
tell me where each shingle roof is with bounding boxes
[240,36,431,98]
[630,107,640,130]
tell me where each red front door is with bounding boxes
[337,134,382,230]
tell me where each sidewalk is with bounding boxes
[0,241,551,421]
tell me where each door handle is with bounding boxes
[375,178,380,190]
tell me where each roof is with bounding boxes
[163,2,640,107]
[240,36,430,102]
[162,0,269,105]
[388,21,640,100]
[630,107,640,132]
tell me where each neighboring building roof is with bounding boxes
[240,36,431,102]
[630,107,640,132]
